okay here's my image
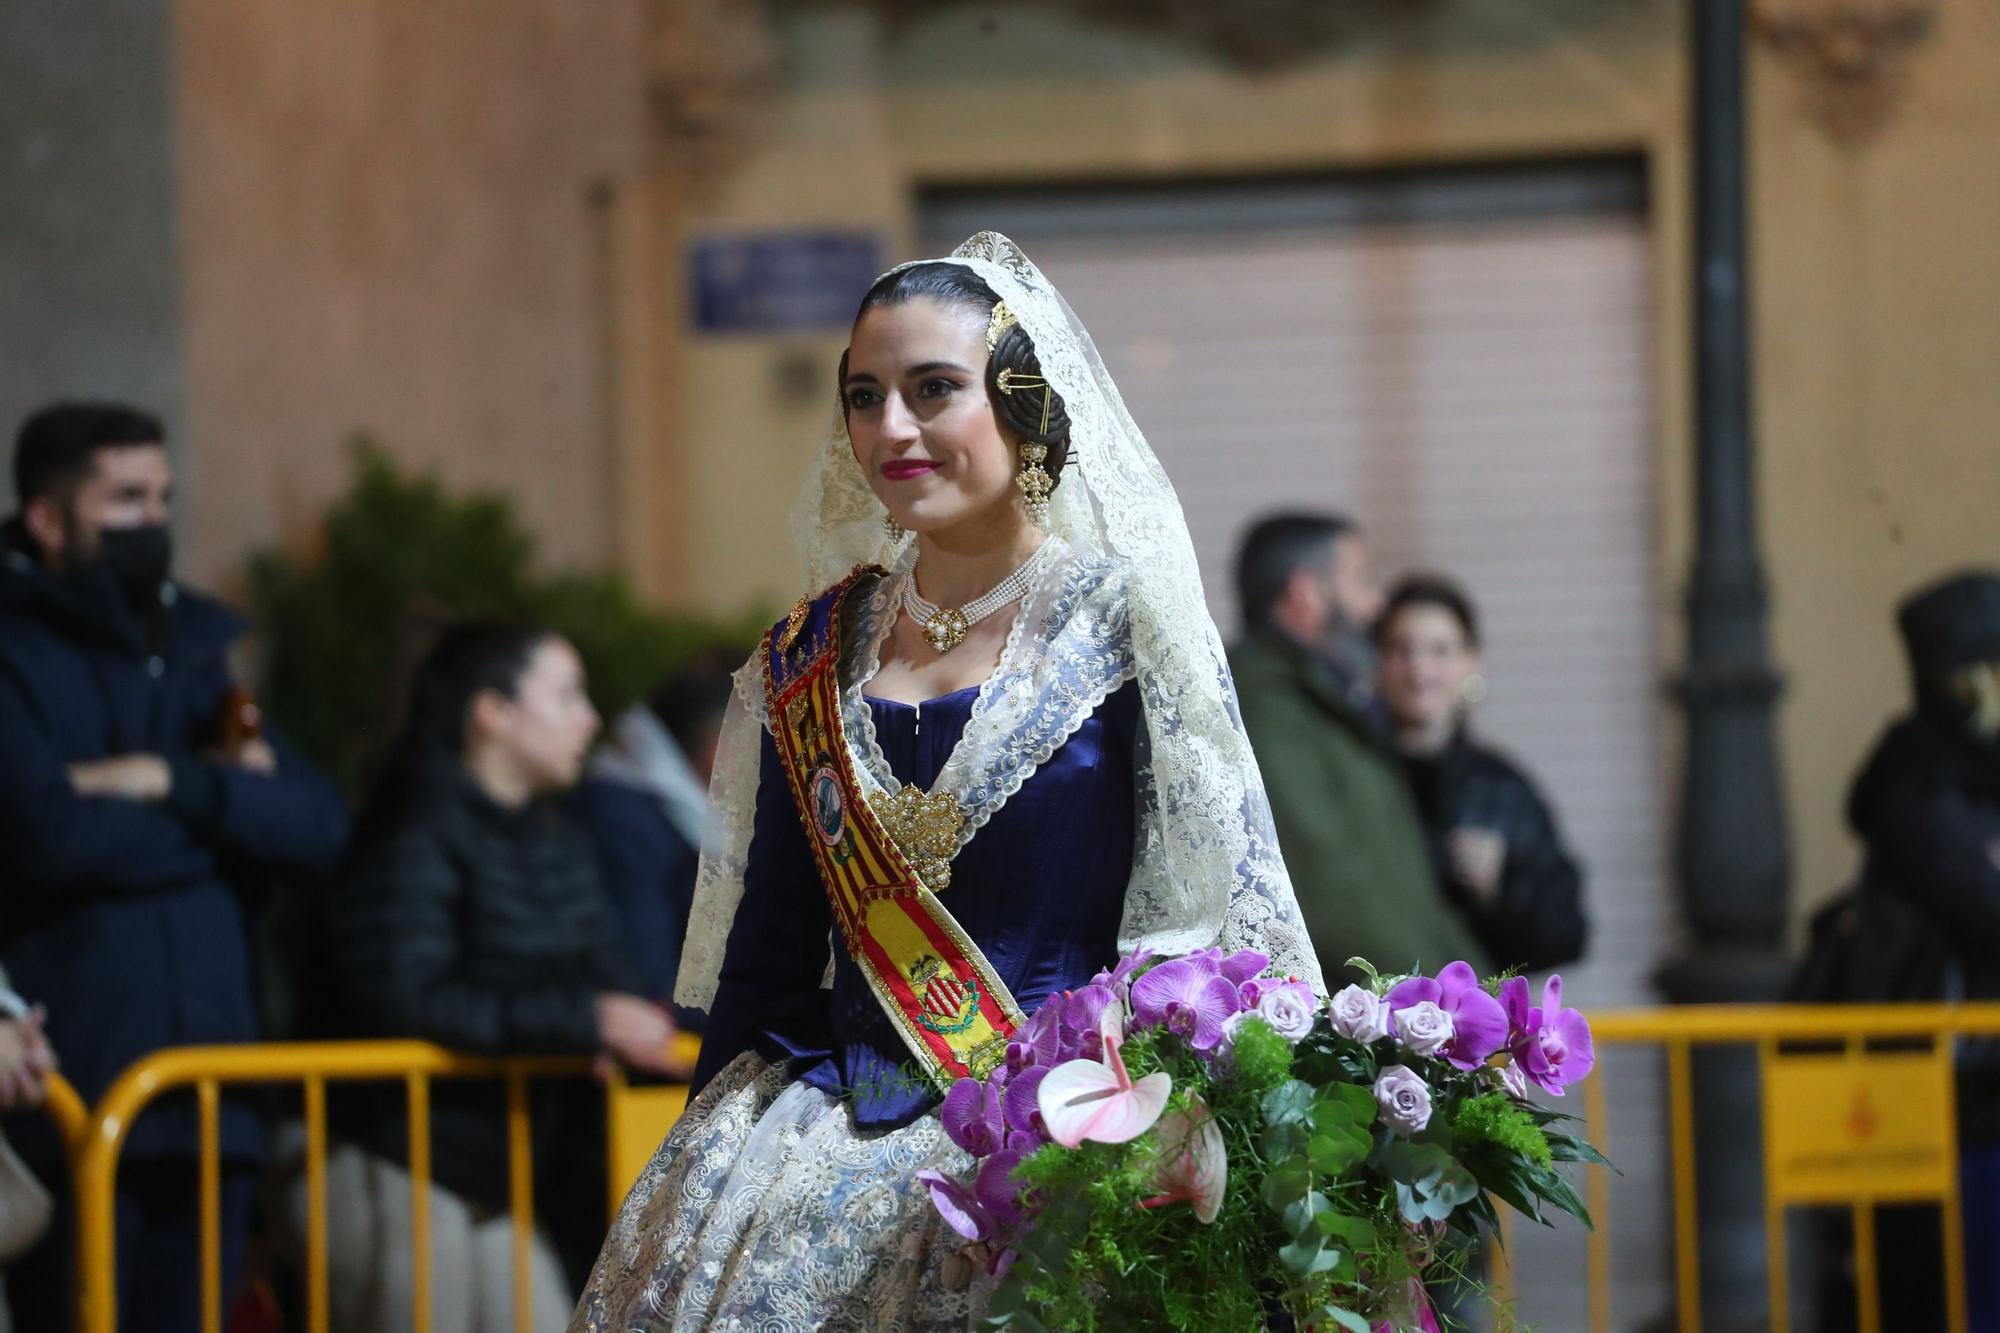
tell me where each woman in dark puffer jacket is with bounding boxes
[1375,575,1589,975]
[305,621,686,1333]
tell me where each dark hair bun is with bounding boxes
[986,323,1071,487]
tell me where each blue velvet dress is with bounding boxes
[574,680,1140,1332]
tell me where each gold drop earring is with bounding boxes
[997,366,1056,530]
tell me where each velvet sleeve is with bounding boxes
[689,729,835,1093]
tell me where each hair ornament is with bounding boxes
[985,301,1019,353]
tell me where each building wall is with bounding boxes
[0,0,185,467]
[1750,0,2000,915]
[170,0,653,589]
[644,0,2000,933]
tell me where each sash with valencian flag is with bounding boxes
[763,568,1023,1085]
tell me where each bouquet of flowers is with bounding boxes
[919,949,1607,1331]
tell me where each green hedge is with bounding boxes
[247,441,766,793]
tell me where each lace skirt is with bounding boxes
[569,1055,986,1332]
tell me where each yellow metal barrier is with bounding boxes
[37,1073,91,1333]
[1570,1003,2000,1333]
[67,1038,696,1333]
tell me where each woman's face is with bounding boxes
[843,298,1020,540]
[475,638,601,794]
[1378,603,1479,732]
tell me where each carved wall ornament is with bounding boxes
[1753,0,1939,144]
[646,0,780,177]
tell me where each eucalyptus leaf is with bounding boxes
[1308,1130,1368,1177]
[1317,1082,1377,1123]
[1319,1306,1374,1333]
[1282,1190,1332,1237]
[1430,1160,1481,1210]
[1261,1157,1313,1212]
[1381,1141,1453,1189]
[1263,1080,1315,1127]
[1318,1212,1376,1251]
[1279,1236,1327,1277]
[1263,1120,1308,1160]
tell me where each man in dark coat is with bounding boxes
[0,402,349,1333]
[1840,570,2000,1332]
[1227,513,1487,983]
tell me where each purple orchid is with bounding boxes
[1385,961,1508,1070]
[1062,984,1121,1059]
[1502,974,1595,1096]
[1237,976,1280,1009]
[939,1077,1006,1157]
[917,1169,992,1242]
[1007,1000,1066,1074]
[1130,957,1243,1051]
[975,1131,1037,1229]
[1217,949,1271,986]
[1089,948,1157,1001]
[1003,1065,1051,1140]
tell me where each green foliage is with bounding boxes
[1450,1092,1554,1171]
[1227,1017,1295,1094]
[246,440,767,791]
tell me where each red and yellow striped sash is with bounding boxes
[764,572,1021,1085]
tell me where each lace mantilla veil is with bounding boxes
[675,231,1325,1011]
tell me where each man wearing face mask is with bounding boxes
[0,402,349,1333]
[1228,512,1487,986]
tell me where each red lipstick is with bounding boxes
[881,459,940,481]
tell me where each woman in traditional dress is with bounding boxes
[572,232,1322,1331]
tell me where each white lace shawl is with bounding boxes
[675,232,1324,1010]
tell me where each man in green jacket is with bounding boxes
[1229,513,1488,984]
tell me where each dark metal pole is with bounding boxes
[1679,0,1791,950]
[1660,0,1800,1327]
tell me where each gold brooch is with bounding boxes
[919,606,971,654]
[870,785,966,892]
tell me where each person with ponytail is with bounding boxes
[309,621,686,1333]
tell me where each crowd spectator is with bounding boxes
[1843,570,2000,1330]
[308,620,687,1331]
[1375,574,1588,973]
[0,402,349,1333]
[570,655,735,1014]
[1228,513,1487,982]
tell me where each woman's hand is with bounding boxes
[0,1006,56,1111]
[595,993,694,1079]
[1448,827,1507,904]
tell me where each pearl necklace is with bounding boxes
[903,540,1055,654]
